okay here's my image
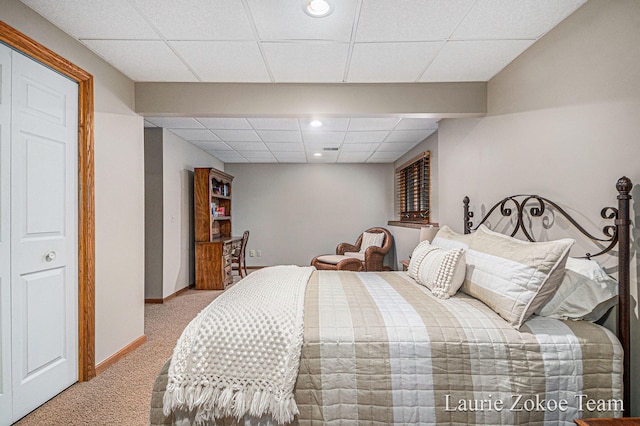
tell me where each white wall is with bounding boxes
[161,130,224,297]
[226,163,394,267]
[435,0,640,414]
[1,0,146,365]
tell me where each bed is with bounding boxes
[150,177,632,425]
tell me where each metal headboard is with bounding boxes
[462,176,632,415]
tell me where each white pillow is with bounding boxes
[408,241,466,299]
[536,257,618,321]
[461,225,574,329]
[431,225,474,250]
[359,231,385,254]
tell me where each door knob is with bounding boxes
[45,251,56,262]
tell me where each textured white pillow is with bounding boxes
[536,257,618,321]
[408,241,466,299]
[359,231,385,254]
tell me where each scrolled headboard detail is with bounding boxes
[463,176,632,415]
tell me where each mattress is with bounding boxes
[150,270,622,425]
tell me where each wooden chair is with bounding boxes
[311,227,393,272]
[232,230,249,278]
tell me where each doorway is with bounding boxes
[0,19,96,423]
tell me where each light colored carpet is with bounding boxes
[14,286,225,426]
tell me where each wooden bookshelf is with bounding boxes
[194,168,240,289]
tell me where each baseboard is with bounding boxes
[95,334,147,375]
[145,285,193,304]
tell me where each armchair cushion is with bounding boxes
[344,252,365,261]
[360,232,385,253]
[316,254,348,265]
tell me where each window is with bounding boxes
[395,151,430,223]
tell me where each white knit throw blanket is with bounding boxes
[163,265,314,425]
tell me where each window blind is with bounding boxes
[395,151,430,222]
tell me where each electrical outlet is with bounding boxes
[249,249,255,257]
[257,250,262,257]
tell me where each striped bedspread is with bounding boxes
[294,271,622,425]
[151,270,622,425]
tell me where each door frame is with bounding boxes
[0,21,95,381]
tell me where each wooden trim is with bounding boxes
[387,221,439,229]
[0,21,96,381]
[145,285,192,304]
[94,335,146,376]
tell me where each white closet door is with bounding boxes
[10,51,79,421]
[0,43,12,426]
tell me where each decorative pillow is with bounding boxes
[359,231,385,253]
[407,241,466,299]
[461,225,574,329]
[536,257,618,321]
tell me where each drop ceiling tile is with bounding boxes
[341,143,378,152]
[192,141,233,151]
[226,141,269,151]
[209,151,245,162]
[257,130,302,143]
[347,117,401,131]
[377,142,418,152]
[248,118,299,130]
[170,41,270,82]
[348,42,442,82]
[343,131,389,143]
[356,0,476,42]
[146,117,205,128]
[395,118,439,130]
[246,0,358,42]
[452,0,587,40]
[338,152,373,163]
[262,42,350,82]
[249,158,278,163]
[241,151,276,161]
[132,0,254,40]
[302,131,346,145]
[213,129,261,141]
[169,129,220,141]
[273,152,307,163]
[197,118,252,129]
[367,151,404,162]
[81,40,197,82]
[266,142,304,152]
[309,151,339,162]
[420,40,535,82]
[299,118,349,131]
[385,129,435,143]
[20,0,159,39]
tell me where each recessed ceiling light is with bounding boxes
[304,0,332,18]
[314,152,322,157]
[310,120,323,127]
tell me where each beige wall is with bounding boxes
[160,130,224,297]
[144,129,164,300]
[436,0,640,414]
[144,129,224,299]
[226,163,394,268]
[1,0,145,365]
[391,132,440,269]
